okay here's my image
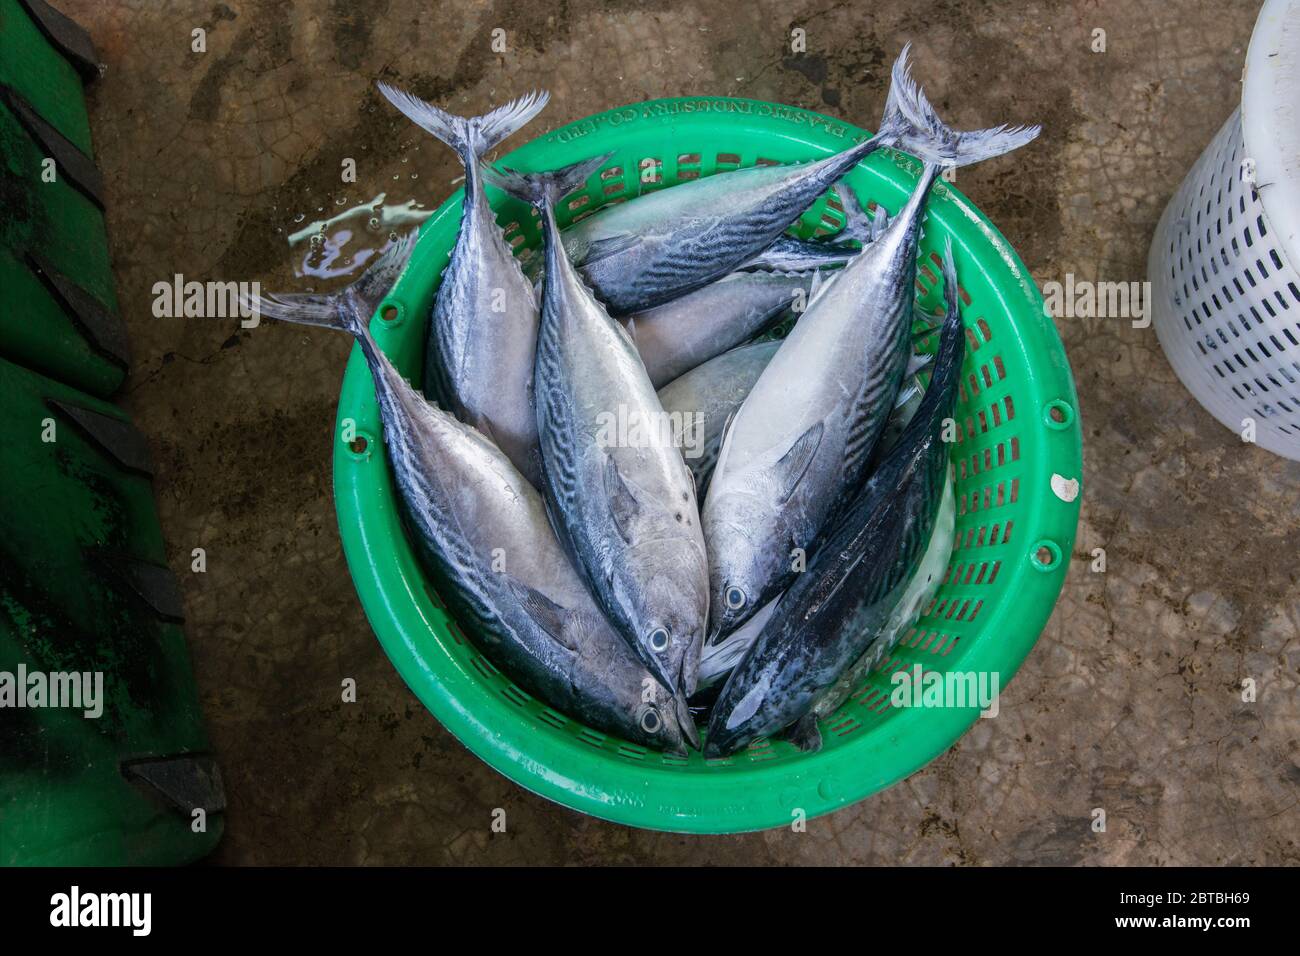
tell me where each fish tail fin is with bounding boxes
[352,229,420,311]
[484,153,614,211]
[242,231,419,341]
[874,48,915,146]
[240,290,344,332]
[377,84,550,161]
[883,43,1040,169]
[474,90,551,153]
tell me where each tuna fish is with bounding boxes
[696,474,954,696]
[539,185,878,283]
[625,187,888,388]
[377,85,550,486]
[486,158,710,731]
[246,234,690,753]
[703,245,966,757]
[689,346,942,692]
[812,473,955,720]
[553,50,931,315]
[702,50,1038,642]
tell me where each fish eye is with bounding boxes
[725,586,746,610]
[640,706,662,734]
[648,627,670,652]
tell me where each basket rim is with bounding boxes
[331,95,1084,833]
[1242,0,1300,266]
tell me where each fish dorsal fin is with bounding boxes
[509,581,579,651]
[579,232,640,267]
[603,454,642,544]
[768,421,824,504]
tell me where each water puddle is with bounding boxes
[284,192,434,281]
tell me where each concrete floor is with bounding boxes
[60,0,1298,863]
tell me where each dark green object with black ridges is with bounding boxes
[0,0,128,397]
[0,0,223,864]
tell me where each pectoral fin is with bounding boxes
[579,232,640,266]
[508,581,578,651]
[603,454,642,544]
[770,421,824,505]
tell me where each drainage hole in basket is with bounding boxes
[347,432,373,458]
[1029,539,1062,572]
[380,303,401,324]
[1044,399,1074,430]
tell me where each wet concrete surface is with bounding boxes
[56,0,1299,863]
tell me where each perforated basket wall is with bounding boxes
[1149,109,1300,459]
[333,97,1082,833]
[1148,0,1300,460]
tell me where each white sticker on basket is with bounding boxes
[1051,473,1080,503]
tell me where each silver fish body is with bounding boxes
[657,336,929,502]
[656,340,780,498]
[625,186,885,389]
[489,160,711,719]
[528,218,857,286]
[702,50,1039,642]
[738,184,891,273]
[702,185,925,641]
[555,42,1033,317]
[703,280,965,757]
[689,350,935,692]
[625,272,813,388]
[252,236,688,753]
[384,381,687,752]
[378,86,549,486]
[558,104,911,316]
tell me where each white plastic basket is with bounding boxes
[1148,0,1300,460]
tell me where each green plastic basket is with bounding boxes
[332,97,1083,833]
